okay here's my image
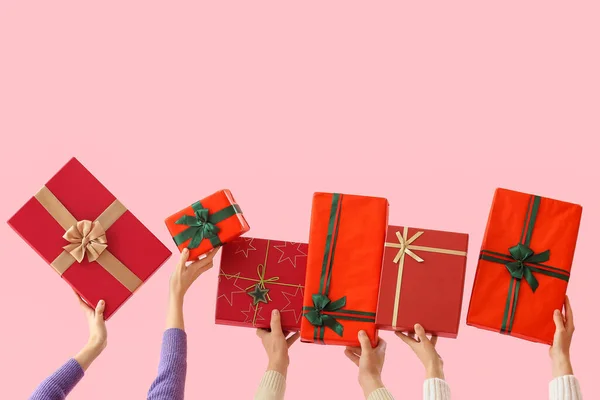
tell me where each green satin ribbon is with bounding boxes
[303,294,376,338]
[479,195,570,334]
[172,201,242,249]
[303,193,376,342]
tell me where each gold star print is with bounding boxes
[241,303,266,324]
[216,270,248,306]
[272,241,307,268]
[234,237,257,258]
[280,286,305,324]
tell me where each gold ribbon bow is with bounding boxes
[35,186,143,292]
[63,220,108,262]
[385,227,467,328]
[244,262,280,303]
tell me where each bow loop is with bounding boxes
[305,294,347,336]
[63,220,108,263]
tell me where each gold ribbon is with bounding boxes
[35,186,142,292]
[385,227,467,328]
[63,220,108,262]
[219,240,304,325]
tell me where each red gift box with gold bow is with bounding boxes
[8,158,172,319]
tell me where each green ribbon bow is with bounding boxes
[304,294,348,337]
[504,244,550,292]
[172,201,242,249]
[303,193,376,343]
[479,195,570,334]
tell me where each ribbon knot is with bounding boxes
[504,244,550,292]
[175,207,221,249]
[304,294,347,337]
[63,220,108,263]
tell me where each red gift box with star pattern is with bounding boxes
[216,237,308,331]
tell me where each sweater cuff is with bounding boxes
[367,387,395,400]
[423,378,451,400]
[259,370,286,394]
[549,375,581,400]
[162,328,187,355]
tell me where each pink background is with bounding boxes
[0,1,598,399]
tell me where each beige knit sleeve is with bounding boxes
[254,370,286,400]
[423,378,451,400]
[367,387,395,400]
[549,375,582,400]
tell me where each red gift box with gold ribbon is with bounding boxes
[8,158,172,319]
[216,237,307,331]
[376,225,469,338]
[467,188,582,344]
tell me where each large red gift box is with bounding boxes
[8,158,172,319]
[165,190,250,260]
[467,188,582,344]
[300,193,388,347]
[376,225,468,338]
[216,237,307,331]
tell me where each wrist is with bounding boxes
[425,361,445,380]
[267,359,289,377]
[359,373,384,397]
[552,355,573,378]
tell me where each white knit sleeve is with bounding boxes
[549,375,582,400]
[367,387,395,400]
[423,378,451,400]
[254,370,286,400]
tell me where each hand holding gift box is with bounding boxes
[8,158,172,319]
[165,189,250,260]
[300,192,388,347]
[467,188,582,344]
[377,226,468,338]
[216,237,307,331]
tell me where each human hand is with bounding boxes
[170,247,219,303]
[344,331,386,398]
[256,309,300,377]
[396,324,444,380]
[74,294,107,371]
[549,296,575,377]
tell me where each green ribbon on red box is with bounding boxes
[173,201,242,249]
[302,193,376,342]
[479,195,570,334]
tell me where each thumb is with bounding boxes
[553,309,565,332]
[270,309,284,335]
[358,330,372,353]
[414,324,428,343]
[95,300,105,321]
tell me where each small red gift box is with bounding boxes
[8,158,172,319]
[376,225,469,338]
[165,190,250,260]
[216,237,307,331]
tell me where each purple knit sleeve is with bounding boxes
[29,359,84,400]
[147,328,188,400]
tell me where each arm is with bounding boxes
[549,296,582,400]
[397,324,450,400]
[255,309,299,400]
[30,298,107,400]
[147,248,218,400]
